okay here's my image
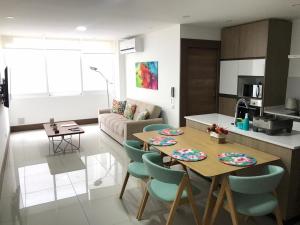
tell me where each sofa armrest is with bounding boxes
[98,108,111,114]
[124,118,164,140]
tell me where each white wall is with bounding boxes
[9,93,109,126]
[125,25,181,127]
[0,37,10,171]
[180,24,221,40]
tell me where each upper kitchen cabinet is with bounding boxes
[221,19,291,60]
[238,20,269,58]
[221,26,240,59]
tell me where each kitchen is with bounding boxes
[183,18,300,223]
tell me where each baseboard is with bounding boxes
[0,133,10,199]
[11,118,98,132]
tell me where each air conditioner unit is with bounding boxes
[119,37,143,54]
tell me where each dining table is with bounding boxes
[133,126,281,225]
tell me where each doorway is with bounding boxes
[180,39,221,126]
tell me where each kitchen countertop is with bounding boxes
[185,113,300,150]
[264,105,300,121]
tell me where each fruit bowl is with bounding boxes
[207,124,228,144]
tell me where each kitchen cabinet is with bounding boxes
[219,61,238,95]
[219,19,292,108]
[238,20,269,58]
[219,59,265,96]
[221,26,240,59]
[218,96,236,116]
[238,59,265,76]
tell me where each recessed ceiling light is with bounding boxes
[76,26,87,32]
[5,16,14,19]
[182,15,191,19]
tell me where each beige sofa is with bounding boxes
[98,99,163,144]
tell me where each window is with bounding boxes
[46,50,82,95]
[3,36,116,97]
[81,53,115,91]
[5,49,47,96]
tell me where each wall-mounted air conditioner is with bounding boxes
[119,37,143,54]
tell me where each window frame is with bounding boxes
[4,38,116,99]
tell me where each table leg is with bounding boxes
[209,175,239,225]
[79,134,81,151]
[203,176,219,225]
[224,176,239,225]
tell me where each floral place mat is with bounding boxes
[172,149,207,162]
[159,128,184,136]
[218,152,257,167]
[149,137,177,146]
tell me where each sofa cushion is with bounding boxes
[123,103,137,120]
[112,99,126,114]
[127,99,161,120]
[99,113,130,136]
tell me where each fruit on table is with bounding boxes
[207,124,228,135]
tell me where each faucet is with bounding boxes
[234,98,249,126]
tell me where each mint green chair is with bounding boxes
[137,152,201,225]
[143,123,173,132]
[213,165,284,225]
[119,140,151,199]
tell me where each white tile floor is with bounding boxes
[0,124,293,225]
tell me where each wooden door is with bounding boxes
[180,39,221,126]
[238,20,269,58]
[221,26,240,59]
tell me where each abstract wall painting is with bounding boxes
[135,61,158,90]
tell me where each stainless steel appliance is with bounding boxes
[252,115,293,135]
[237,76,264,120]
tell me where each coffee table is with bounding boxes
[43,121,85,154]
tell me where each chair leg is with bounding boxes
[166,176,189,225]
[209,176,226,225]
[137,185,149,220]
[186,177,202,225]
[224,177,239,225]
[273,191,283,225]
[119,171,130,199]
[203,176,219,225]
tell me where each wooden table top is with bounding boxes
[43,121,85,138]
[133,127,280,177]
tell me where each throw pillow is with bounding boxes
[123,103,137,120]
[112,99,126,114]
[135,110,150,121]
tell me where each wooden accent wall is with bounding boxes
[218,95,237,117]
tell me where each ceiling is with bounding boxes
[0,0,300,40]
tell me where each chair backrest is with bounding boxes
[143,124,173,132]
[123,140,148,163]
[229,165,284,194]
[142,152,185,185]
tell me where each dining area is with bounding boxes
[118,124,284,225]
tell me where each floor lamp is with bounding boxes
[90,66,113,108]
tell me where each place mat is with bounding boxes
[159,128,184,136]
[172,149,207,162]
[218,152,257,167]
[149,137,177,146]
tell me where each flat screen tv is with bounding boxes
[0,67,9,108]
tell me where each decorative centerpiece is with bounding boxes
[207,124,228,144]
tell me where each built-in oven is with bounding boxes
[237,76,265,120]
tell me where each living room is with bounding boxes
[1,1,300,225]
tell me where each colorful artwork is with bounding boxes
[136,61,158,90]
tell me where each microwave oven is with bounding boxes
[243,83,263,99]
